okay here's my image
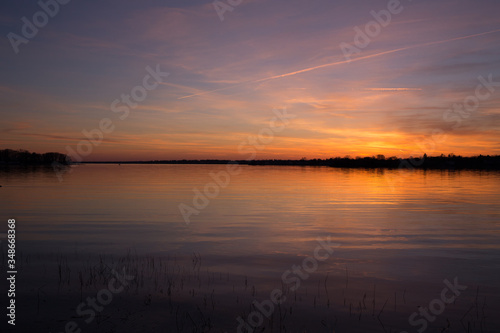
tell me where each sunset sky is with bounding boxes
[1,0,500,161]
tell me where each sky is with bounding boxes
[1,0,500,161]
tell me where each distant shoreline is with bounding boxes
[75,155,500,170]
[2,149,499,170]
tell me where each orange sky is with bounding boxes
[1,0,500,161]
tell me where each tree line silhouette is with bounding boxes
[2,149,500,170]
[0,149,69,165]
[90,154,500,170]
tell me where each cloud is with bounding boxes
[178,29,500,100]
[364,88,422,91]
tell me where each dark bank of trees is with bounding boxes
[2,148,499,169]
[91,154,500,170]
[0,149,69,165]
[243,154,500,170]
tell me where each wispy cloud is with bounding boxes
[364,88,422,91]
[179,29,500,100]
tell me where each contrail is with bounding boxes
[365,88,422,91]
[178,28,500,100]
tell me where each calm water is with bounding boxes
[1,164,499,332]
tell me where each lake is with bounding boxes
[1,164,499,332]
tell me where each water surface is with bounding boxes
[1,164,499,332]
